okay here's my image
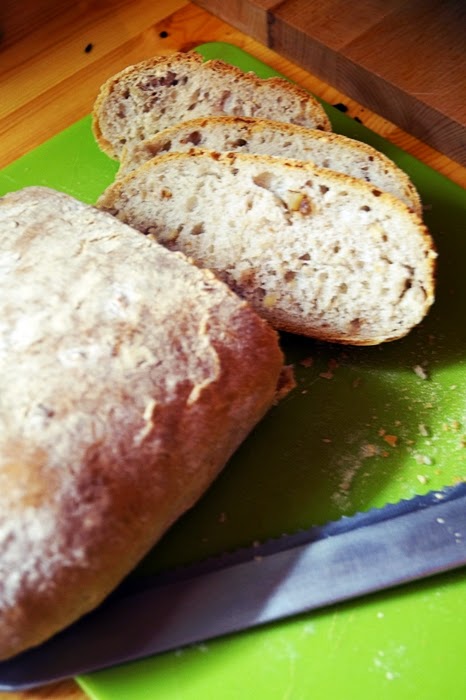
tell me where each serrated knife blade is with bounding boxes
[1,482,465,690]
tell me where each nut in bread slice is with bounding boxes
[98,149,436,345]
[92,52,331,160]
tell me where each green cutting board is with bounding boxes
[1,43,465,700]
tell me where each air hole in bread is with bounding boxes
[155,140,172,154]
[142,101,155,113]
[231,138,248,148]
[180,131,202,146]
[161,224,183,243]
[187,89,201,111]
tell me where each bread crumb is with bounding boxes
[414,453,433,465]
[383,434,398,447]
[416,474,429,484]
[274,364,297,402]
[413,364,428,379]
[319,358,339,380]
[360,443,378,458]
[299,356,313,368]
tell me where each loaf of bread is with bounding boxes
[92,51,331,160]
[0,186,284,660]
[118,115,421,214]
[98,149,436,345]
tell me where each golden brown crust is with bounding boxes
[0,186,284,660]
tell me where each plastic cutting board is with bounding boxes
[1,42,465,700]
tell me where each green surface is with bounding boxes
[2,41,466,700]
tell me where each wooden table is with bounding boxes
[0,2,464,699]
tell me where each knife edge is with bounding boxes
[115,480,466,593]
[0,481,465,690]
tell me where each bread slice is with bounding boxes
[0,186,283,660]
[92,51,331,160]
[98,149,436,345]
[118,115,421,215]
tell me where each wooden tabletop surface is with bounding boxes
[0,1,465,699]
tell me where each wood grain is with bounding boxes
[0,2,465,699]
[193,0,466,166]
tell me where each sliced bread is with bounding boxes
[118,115,421,214]
[98,149,436,345]
[92,52,331,160]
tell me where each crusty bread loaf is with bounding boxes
[98,149,436,345]
[92,51,331,160]
[0,186,284,660]
[118,115,421,214]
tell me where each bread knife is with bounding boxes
[0,481,465,691]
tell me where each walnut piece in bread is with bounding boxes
[98,149,436,345]
[0,186,283,660]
